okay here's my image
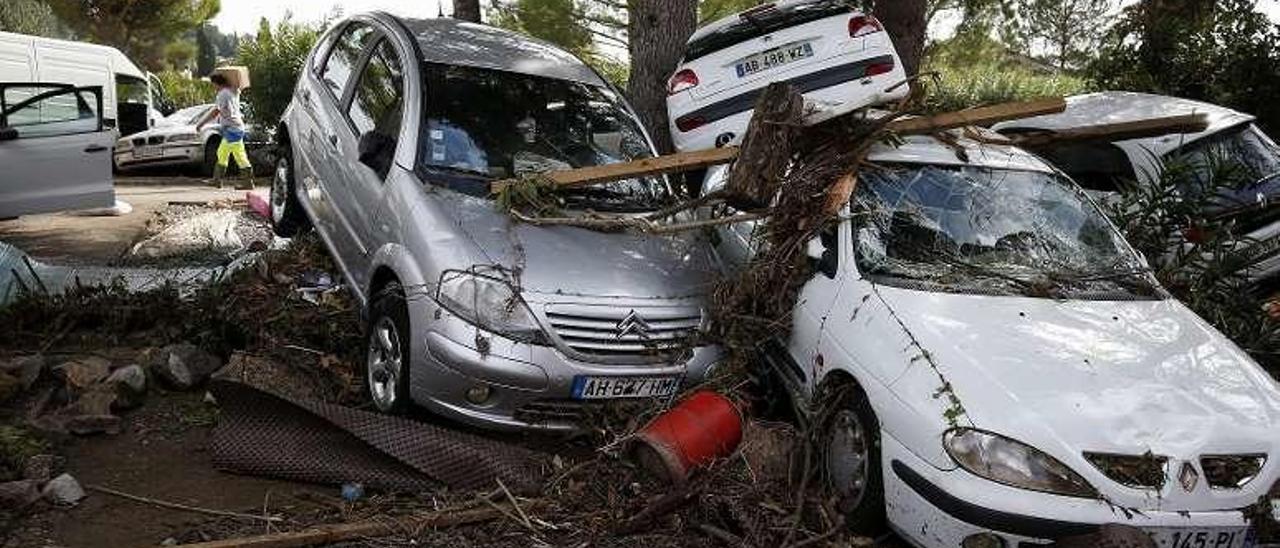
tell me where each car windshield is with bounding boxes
[853,164,1158,298]
[418,64,670,212]
[166,105,211,125]
[1177,123,1280,190]
[685,0,850,62]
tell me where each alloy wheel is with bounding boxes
[366,316,403,412]
[270,158,289,225]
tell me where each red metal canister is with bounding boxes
[631,391,744,483]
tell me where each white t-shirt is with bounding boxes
[215,88,245,130]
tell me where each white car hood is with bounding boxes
[879,288,1280,505]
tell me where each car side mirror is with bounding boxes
[357,131,394,174]
[0,126,17,142]
[806,237,838,279]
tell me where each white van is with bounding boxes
[0,31,172,137]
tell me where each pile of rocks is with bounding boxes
[3,344,224,436]
[0,462,85,511]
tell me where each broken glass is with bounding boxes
[852,163,1159,298]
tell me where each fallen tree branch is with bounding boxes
[86,484,283,523]
[175,504,518,547]
[508,210,767,234]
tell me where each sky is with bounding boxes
[213,0,1280,36]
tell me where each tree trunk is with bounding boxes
[453,0,482,23]
[626,0,697,155]
[874,0,927,77]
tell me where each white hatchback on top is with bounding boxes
[666,0,908,152]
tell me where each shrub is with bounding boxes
[920,31,1091,113]
[155,70,216,110]
[238,17,321,136]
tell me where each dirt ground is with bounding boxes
[0,177,251,265]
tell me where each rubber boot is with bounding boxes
[236,168,255,190]
[209,164,227,189]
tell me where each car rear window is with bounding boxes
[684,0,852,62]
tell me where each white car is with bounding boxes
[114,104,264,174]
[705,130,1280,546]
[993,92,1280,289]
[666,0,908,152]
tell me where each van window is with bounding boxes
[685,0,851,62]
[348,39,404,178]
[321,23,376,100]
[1,85,100,138]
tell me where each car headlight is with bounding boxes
[116,139,132,150]
[944,428,1097,498]
[435,271,545,343]
[167,133,199,143]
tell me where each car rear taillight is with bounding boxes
[668,69,699,95]
[675,115,707,133]
[864,61,894,76]
[849,15,883,37]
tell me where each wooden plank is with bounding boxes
[1006,113,1211,148]
[488,97,1068,194]
[490,146,740,193]
[885,97,1067,135]
[177,505,506,548]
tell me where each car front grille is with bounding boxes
[543,304,702,362]
[1085,452,1169,489]
[1201,454,1267,489]
[513,399,662,427]
[131,137,146,147]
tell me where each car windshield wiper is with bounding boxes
[422,164,493,179]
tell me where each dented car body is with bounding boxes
[272,14,720,430]
[705,132,1280,545]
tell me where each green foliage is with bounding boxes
[196,25,218,76]
[922,34,1090,113]
[0,425,47,482]
[1089,0,1280,135]
[0,0,68,38]
[1014,0,1110,70]
[1106,151,1280,373]
[155,70,215,110]
[698,0,763,23]
[237,17,321,135]
[490,0,629,86]
[45,0,221,70]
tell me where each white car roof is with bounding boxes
[992,91,1255,158]
[866,131,1055,174]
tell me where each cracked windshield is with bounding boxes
[853,164,1157,297]
[418,64,669,212]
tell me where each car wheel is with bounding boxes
[365,282,412,414]
[202,137,220,176]
[270,154,309,237]
[820,382,885,532]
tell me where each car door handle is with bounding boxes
[84,145,108,153]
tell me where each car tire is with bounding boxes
[202,137,220,177]
[270,153,309,237]
[819,381,885,533]
[364,282,412,415]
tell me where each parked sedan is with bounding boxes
[994,92,1280,290]
[666,0,908,152]
[271,14,721,431]
[703,130,1280,546]
[114,103,268,174]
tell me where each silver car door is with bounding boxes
[331,37,406,288]
[307,22,378,268]
[0,84,113,218]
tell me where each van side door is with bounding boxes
[0,84,113,218]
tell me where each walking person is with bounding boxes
[197,73,254,189]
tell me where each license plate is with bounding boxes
[735,41,814,78]
[1149,527,1253,548]
[136,146,161,159]
[571,375,681,400]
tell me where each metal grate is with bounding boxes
[543,304,701,361]
[1201,454,1267,489]
[1084,452,1169,489]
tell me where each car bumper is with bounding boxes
[882,432,1256,547]
[114,143,202,169]
[404,298,722,432]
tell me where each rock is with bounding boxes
[0,373,19,403]
[160,538,178,546]
[21,454,57,483]
[154,344,221,390]
[0,479,41,509]
[65,414,121,436]
[104,365,147,409]
[73,388,118,416]
[42,474,85,506]
[0,355,44,389]
[57,357,112,390]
